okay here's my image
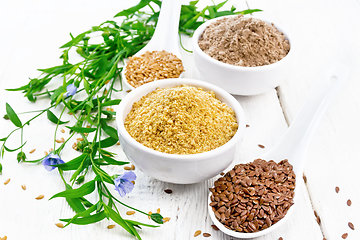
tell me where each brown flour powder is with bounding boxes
[198,15,290,67]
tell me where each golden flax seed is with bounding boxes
[61,128,65,133]
[148,211,152,219]
[55,139,62,143]
[35,195,44,200]
[125,50,184,88]
[55,223,64,228]
[156,208,161,214]
[21,184,26,190]
[4,178,10,185]
[162,217,171,223]
[124,85,238,154]
[29,149,36,154]
[124,166,132,170]
[107,224,115,229]
[194,230,201,237]
[126,211,135,215]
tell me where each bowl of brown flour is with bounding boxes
[192,15,294,95]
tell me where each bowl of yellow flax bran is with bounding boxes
[116,78,246,184]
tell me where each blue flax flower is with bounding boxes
[42,153,65,171]
[114,171,137,197]
[65,84,77,97]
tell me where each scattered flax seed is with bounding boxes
[77,137,84,141]
[35,195,44,200]
[130,164,135,170]
[258,144,265,148]
[29,149,36,154]
[84,133,88,136]
[348,222,355,230]
[131,181,135,185]
[194,230,201,237]
[126,90,132,93]
[21,184,26,190]
[314,211,318,218]
[148,211,152,219]
[279,237,283,240]
[124,166,132,170]
[55,139,62,143]
[61,137,65,143]
[72,142,77,150]
[316,216,321,225]
[49,148,53,152]
[162,217,171,223]
[303,174,307,183]
[44,151,48,156]
[104,89,108,95]
[105,80,110,84]
[126,211,135,215]
[55,223,64,228]
[0,236,7,240]
[220,172,225,176]
[342,233,348,239]
[116,142,120,145]
[246,124,250,127]
[164,189,173,194]
[61,128,65,133]
[211,224,219,230]
[156,208,161,214]
[203,233,211,237]
[335,186,340,193]
[4,178,10,185]
[107,224,115,229]
[347,199,352,206]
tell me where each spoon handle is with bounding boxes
[261,62,350,175]
[138,0,182,57]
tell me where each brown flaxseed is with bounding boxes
[55,223,64,228]
[347,199,352,206]
[342,233,348,239]
[194,230,201,237]
[29,149,36,154]
[126,211,135,215]
[303,174,307,183]
[211,224,219,230]
[124,85,238,154]
[124,166,132,170]
[164,189,173,194]
[21,184,26,190]
[209,158,295,233]
[258,144,265,148]
[107,224,115,229]
[335,186,340,193]
[125,50,184,88]
[4,178,10,185]
[60,128,65,133]
[348,222,355,230]
[55,139,62,143]
[279,237,283,240]
[203,233,211,237]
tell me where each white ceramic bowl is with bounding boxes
[192,15,295,96]
[116,78,246,184]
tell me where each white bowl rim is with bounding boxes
[192,14,294,72]
[116,78,246,162]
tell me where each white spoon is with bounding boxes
[208,62,350,238]
[122,0,183,90]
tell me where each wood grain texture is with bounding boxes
[0,0,358,239]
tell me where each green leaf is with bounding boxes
[64,183,87,214]
[100,120,119,140]
[150,213,164,224]
[5,103,22,128]
[4,141,27,152]
[66,126,97,133]
[114,0,151,17]
[60,211,106,225]
[101,99,121,107]
[50,180,96,200]
[101,154,128,166]
[0,163,2,175]
[125,219,159,228]
[103,205,135,236]
[60,31,92,49]
[56,153,88,171]
[61,202,98,227]
[98,137,118,148]
[47,110,69,125]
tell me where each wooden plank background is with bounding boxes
[0,0,359,239]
